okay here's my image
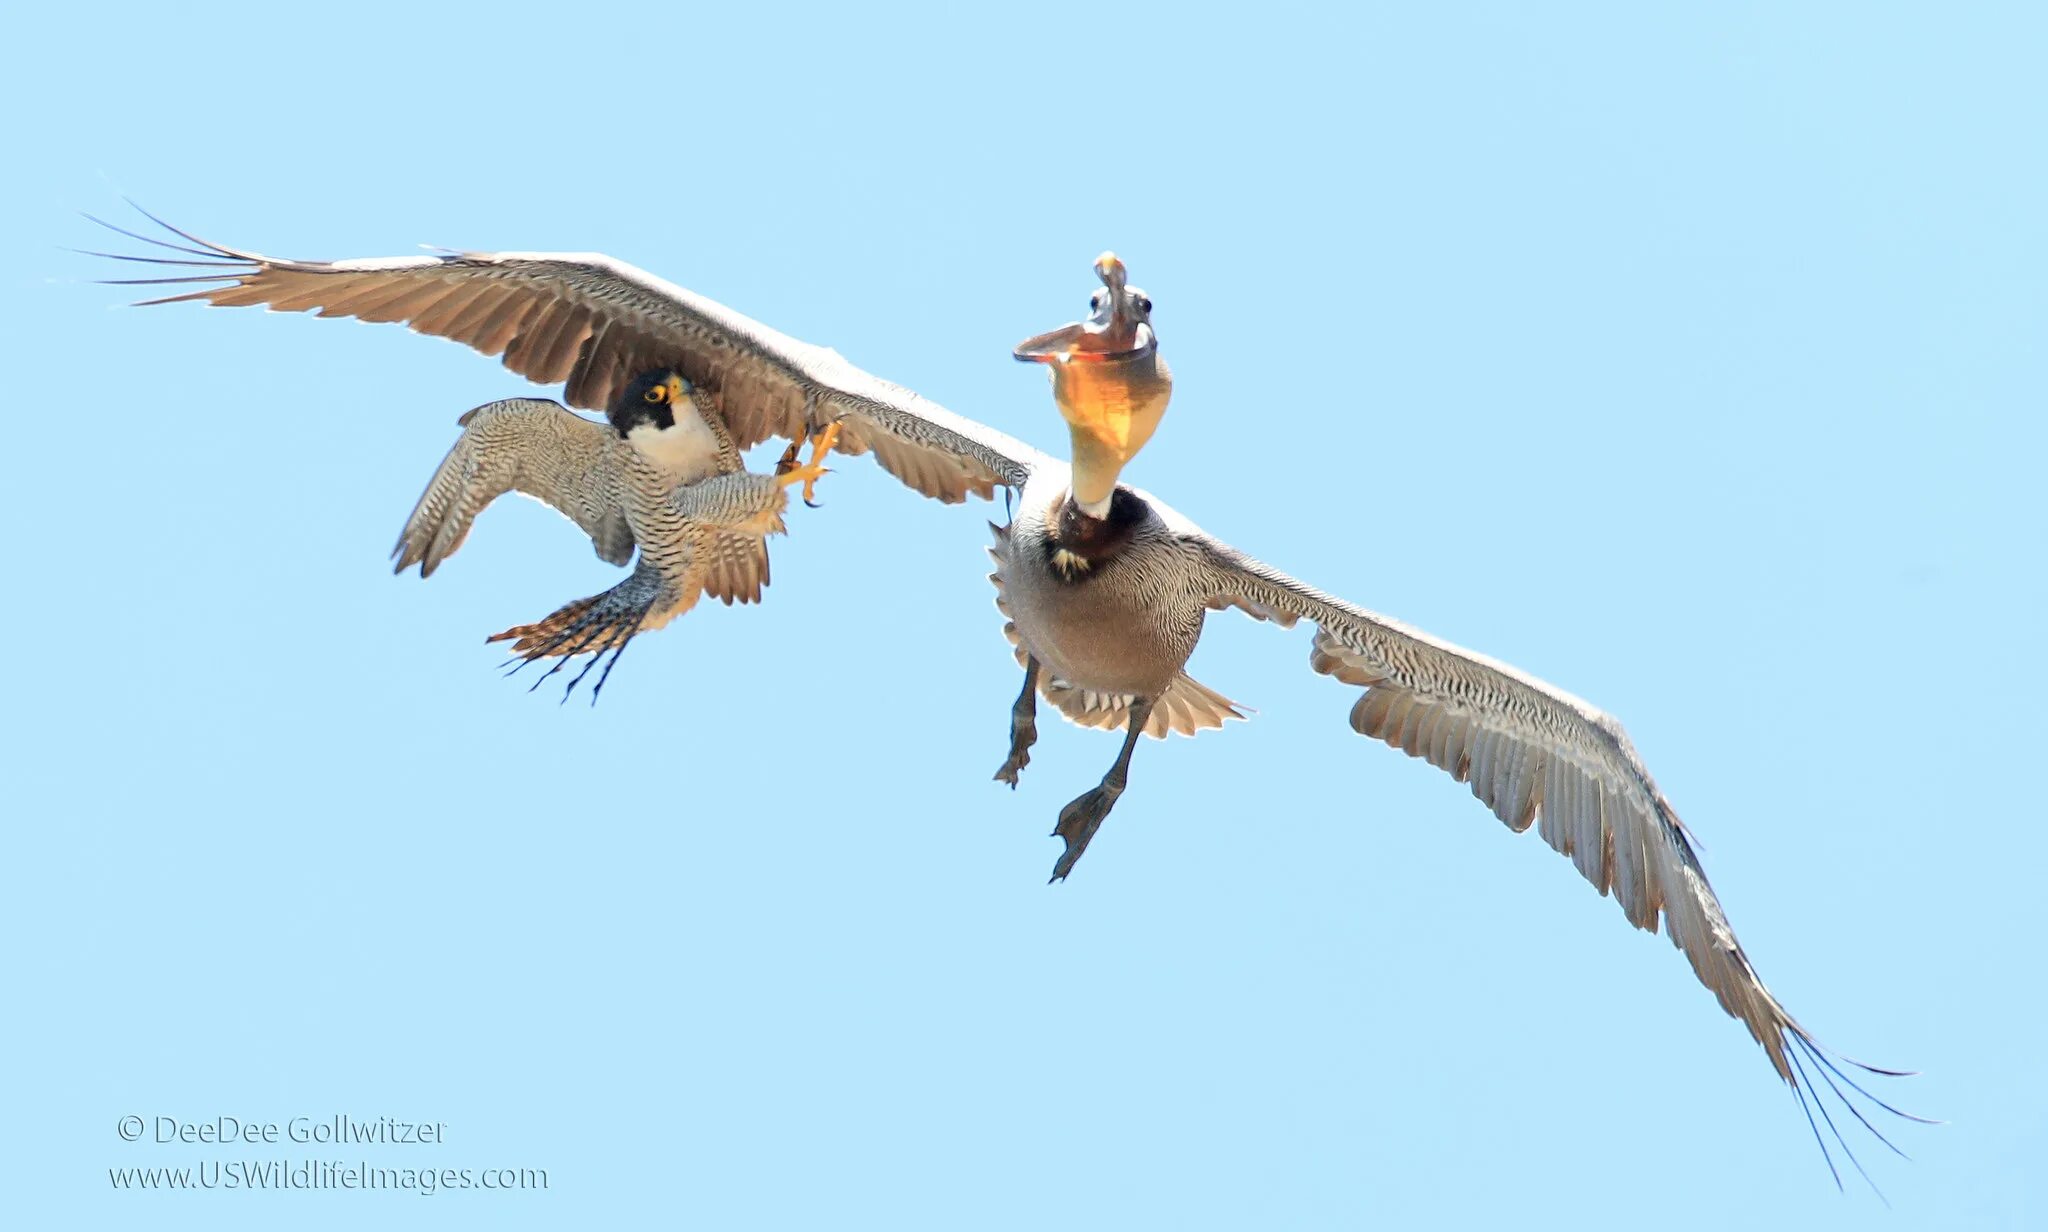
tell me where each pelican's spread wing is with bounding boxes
[1187,532,1919,1182]
[95,211,1049,503]
[394,398,632,578]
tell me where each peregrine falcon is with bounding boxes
[92,207,1036,696]
[392,367,836,700]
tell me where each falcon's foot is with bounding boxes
[774,422,841,507]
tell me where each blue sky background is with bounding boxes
[4,2,2042,1227]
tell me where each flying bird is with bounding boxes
[988,252,1922,1185]
[392,370,838,698]
[96,215,1918,1178]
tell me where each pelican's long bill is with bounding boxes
[1013,252,1172,514]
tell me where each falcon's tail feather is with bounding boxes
[491,570,689,705]
[493,599,647,706]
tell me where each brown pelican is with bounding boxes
[993,253,1920,1182]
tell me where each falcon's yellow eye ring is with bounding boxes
[644,387,666,404]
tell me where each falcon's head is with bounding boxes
[611,368,688,438]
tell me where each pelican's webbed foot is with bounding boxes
[774,422,841,507]
[1046,696,1154,882]
[994,658,1042,787]
[1051,784,1121,881]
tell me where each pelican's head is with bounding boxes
[1013,252,1173,516]
[611,368,687,439]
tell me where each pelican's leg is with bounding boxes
[994,656,1041,787]
[1048,698,1155,882]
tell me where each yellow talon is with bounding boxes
[776,421,841,505]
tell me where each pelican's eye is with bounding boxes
[1138,296,1153,314]
[644,385,667,404]
[1090,291,1105,312]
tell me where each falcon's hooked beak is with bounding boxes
[1013,252,1171,516]
[662,372,686,404]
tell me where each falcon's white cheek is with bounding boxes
[626,414,719,478]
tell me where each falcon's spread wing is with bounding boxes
[1183,529,1923,1184]
[395,398,633,578]
[95,210,1049,504]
